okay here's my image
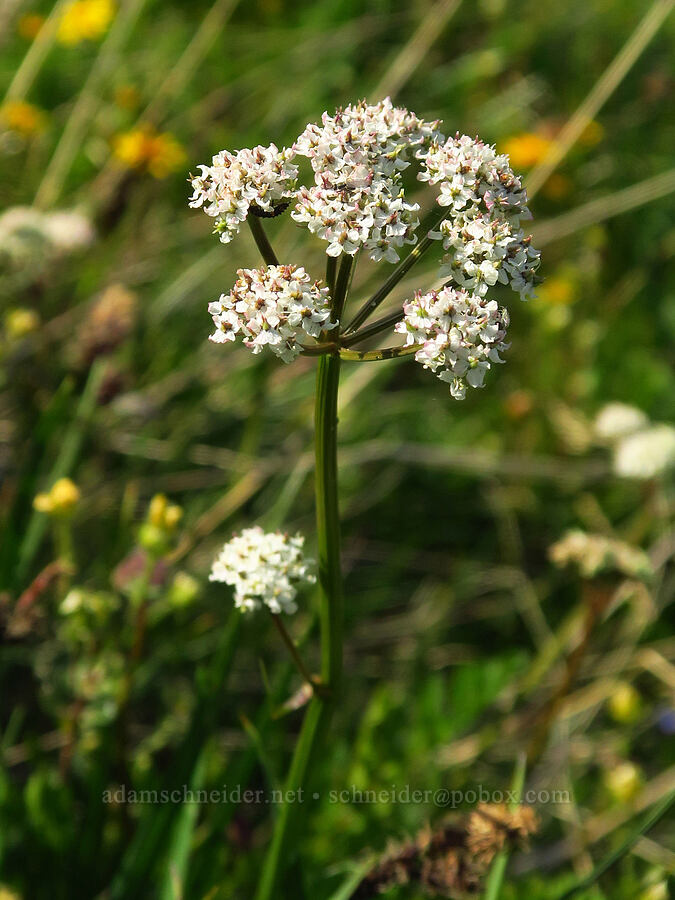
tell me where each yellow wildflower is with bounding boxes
[112,127,186,179]
[18,13,45,40]
[0,101,46,137]
[4,308,40,340]
[537,275,576,306]
[57,0,115,45]
[146,133,186,178]
[607,681,641,724]
[500,132,552,169]
[604,761,642,803]
[33,478,81,516]
[147,494,183,532]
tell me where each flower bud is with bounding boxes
[604,761,642,803]
[138,523,168,556]
[163,505,183,531]
[168,572,200,607]
[5,307,40,339]
[607,681,641,724]
[148,494,169,528]
[33,477,80,516]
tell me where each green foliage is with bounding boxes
[0,0,674,898]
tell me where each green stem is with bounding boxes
[326,255,338,298]
[339,344,419,362]
[268,611,319,691]
[342,206,449,334]
[482,754,527,900]
[333,254,357,325]
[341,309,405,347]
[553,790,675,900]
[247,216,280,266]
[255,354,343,900]
[299,343,418,362]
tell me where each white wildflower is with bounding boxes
[209,526,316,614]
[0,205,94,257]
[42,209,95,252]
[189,143,298,244]
[613,424,675,479]
[292,98,441,263]
[395,286,509,399]
[549,530,652,581]
[594,403,649,443]
[208,264,335,362]
[419,134,540,301]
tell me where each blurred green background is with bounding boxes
[0,0,674,897]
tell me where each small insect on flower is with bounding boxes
[189,144,298,243]
[395,287,510,399]
[208,264,335,362]
[210,526,316,614]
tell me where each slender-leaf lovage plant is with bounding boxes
[188,98,541,898]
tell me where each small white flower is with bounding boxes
[209,526,316,614]
[594,403,649,443]
[42,209,95,252]
[395,286,510,399]
[613,424,675,479]
[208,264,335,362]
[189,143,298,244]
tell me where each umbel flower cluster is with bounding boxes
[189,97,541,397]
[189,143,298,244]
[395,287,509,400]
[209,526,316,614]
[421,134,538,301]
[292,98,440,261]
[208,265,335,362]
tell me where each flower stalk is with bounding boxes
[343,206,451,333]
[247,216,279,266]
[268,610,318,691]
[255,288,344,900]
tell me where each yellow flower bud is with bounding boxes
[138,523,167,556]
[148,494,168,528]
[33,492,54,514]
[168,572,199,607]
[607,681,641,724]
[33,478,80,516]
[163,505,183,531]
[49,478,81,514]
[604,761,642,803]
[5,307,40,339]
